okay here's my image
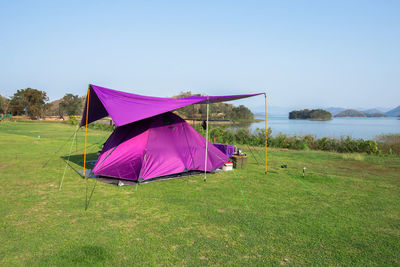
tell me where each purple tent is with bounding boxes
[81,84,263,183]
[93,112,228,182]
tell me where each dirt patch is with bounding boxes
[280,258,290,265]
[0,163,15,170]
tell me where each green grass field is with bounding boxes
[0,121,399,266]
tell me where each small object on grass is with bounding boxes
[222,162,233,171]
[231,155,247,169]
[281,164,287,168]
[38,135,40,140]
[303,167,306,177]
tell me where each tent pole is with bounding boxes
[204,99,209,182]
[264,93,267,174]
[83,87,90,178]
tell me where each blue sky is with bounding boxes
[0,0,399,111]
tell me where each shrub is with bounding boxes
[235,128,251,144]
[88,122,114,131]
[272,133,291,148]
[316,137,337,151]
[253,128,267,146]
[339,137,359,153]
[66,115,78,126]
[376,134,400,155]
[360,140,379,154]
[83,119,397,155]
[302,134,316,149]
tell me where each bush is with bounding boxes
[252,128,267,146]
[191,125,394,155]
[338,137,359,153]
[88,122,114,131]
[64,116,113,131]
[360,140,379,154]
[316,137,337,151]
[79,119,396,156]
[302,135,316,149]
[376,134,400,155]
[66,115,78,125]
[235,128,251,144]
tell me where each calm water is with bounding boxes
[246,115,400,140]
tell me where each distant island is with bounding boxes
[334,109,388,118]
[326,106,400,117]
[289,109,332,121]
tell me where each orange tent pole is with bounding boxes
[83,87,90,177]
[264,93,267,174]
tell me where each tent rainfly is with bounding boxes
[80,84,266,183]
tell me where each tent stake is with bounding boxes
[83,86,90,178]
[204,99,209,182]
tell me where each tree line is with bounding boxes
[194,125,398,155]
[289,109,332,120]
[0,88,84,119]
[1,89,255,121]
[174,91,254,121]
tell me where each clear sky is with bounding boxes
[0,0,399,110]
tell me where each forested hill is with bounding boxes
[174,91,254,121]
[289,109,332,120]
[386,105,400,117]
[335,109,388,117]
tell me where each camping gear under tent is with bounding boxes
[79,84,266,183]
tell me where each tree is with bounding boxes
[231,105,254,120]
[9,91,26,115]
[174,91,255,121]
[0,95,10,114]
[10,88,49,119]
[289,109,332,120]
[59,94,83,116]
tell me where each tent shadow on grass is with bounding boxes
[36,245,113,265]
[61,151,208,185]
[61,153,98,168]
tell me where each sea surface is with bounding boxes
[242,115,400,140]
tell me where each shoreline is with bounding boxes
[288,118,332,121]
[185,118,263,125]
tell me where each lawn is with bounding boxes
[0,121,399,266]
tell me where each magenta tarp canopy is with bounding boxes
[81,84,263,127]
